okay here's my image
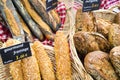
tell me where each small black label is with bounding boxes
[46,0,58,12]
[82,0,101,12]
[0,42,32,64]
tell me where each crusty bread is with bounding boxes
[21,47,41,80]
[75,11,96,32]
[110,46,120,77]
[3,39,23,80]
[108,23,120,47]
[3,39,41,80]
[73,31,110,58]
[95,18,111,38]
[93,10,116,23]
[114,13,120,25]
[32,41,55,80]
[54,31,72,80]
[84,51,119,80]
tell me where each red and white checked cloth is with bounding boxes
[0,22,11,42]
[100,0,120,9]
[0,0,120,46]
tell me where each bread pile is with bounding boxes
[74,5,120,80]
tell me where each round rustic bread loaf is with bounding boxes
[84,51,119,80]
[108,23,120,47]
[73,31,110,57]
[93,10,116,23]
[114,13,120,25]
[110,46,120,77]
[95,18,112,38]
[75,9,96,32]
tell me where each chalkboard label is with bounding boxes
[46,0,58,12]
[82,0,101,12]
[0,42,32,64]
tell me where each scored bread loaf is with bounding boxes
[95,18,112,38]
[3,39,41,80]
[22,0,54,40]
[115,13,120,25]
[32,41,55,80]
[21,47,41,80]
[108,23,120,47]
[3,0,21,36]
[110,46,120,77]
[75,11,96,32]
[54,31,72,80]
[84,51,119,80]
[3,39,24,80]
[73,31,110,58]
[93,10,116,22]
[75,7,82,31]
[18,14,33,42]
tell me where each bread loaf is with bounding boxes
[73,31,110,58]
[32,41,55,80]
[110,46,120,77]
[75,7,82,31]
[108,23,120,47]
[75,10,96,32]
[21,47,41,80]
[3,0,21,36]
[93,10,116,22]
[54,31,72,80]
[3,39,41,80]
[3,39,23,80]
[84,51,119,80]
[18,14,33,42]
[22,0,54,40]
[115,13,120,25]
[95,18,111,38]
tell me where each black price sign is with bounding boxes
[46,0,58,12]
[82,0,101,12]
[0,42,32,64]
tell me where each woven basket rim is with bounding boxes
[93,9,116,15]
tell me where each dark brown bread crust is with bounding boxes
[84,51,119,80]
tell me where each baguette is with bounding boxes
[28,0,55,31]
[21,48,41,80]
[12,0,44,41]
[32,41,55,80]
[3,0,20,36]
[50,10,60,24]
[54,31,72,80]
[40,0,61,32]
[50,10,61,31]
[22,0,54,40]
[3,39,23,80]
[18,14,33,42]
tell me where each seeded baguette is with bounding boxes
[32,41,55,80]
[54,31,72,80]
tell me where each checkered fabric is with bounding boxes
[0,22,11,42]
[100,0,120,9]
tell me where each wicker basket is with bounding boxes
[0,12,94,79]
[0,43,93,80]
[0,1,94,80]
